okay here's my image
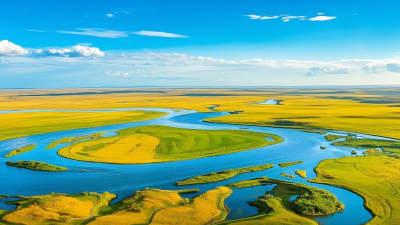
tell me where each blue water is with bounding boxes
[0,108,373,224]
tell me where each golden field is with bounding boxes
[1,192,115,225]
[2,88,400,140]
[58,125,279,164]
[0,110,166,142]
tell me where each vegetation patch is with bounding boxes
[310,155,400,224]
[175,163,274,186]
[1,192,115,225]
[59,125,283,164]
[228,177,344,216]
[295,170,307,178]
[0,110,167,142]
[324,134,345,141]
[333,138,400,157]
[6,160,68,171]
[46,132,105,150]
[4,144,37,158]
[320,146,327,149]
[280,172,295,179]
[278,161,304,168]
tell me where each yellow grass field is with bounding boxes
[150,187,232,225]
[58,125,280,164]
[0,110,166,142]
[310,155,400,225]
[2,88,400,140]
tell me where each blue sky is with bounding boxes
[1,0,400,87]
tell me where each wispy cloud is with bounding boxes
[27,30,46,32]
[309,16,336,21]
[281,15,306,22]
[133,31,189,38]
[318,12,324,15]
[57,28,128,38]
[260,16,279,20]
[245,15,261,19]
[106,13,114,18]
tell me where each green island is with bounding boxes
[280,172,295,179]
[333,138,400,155]
[46,132,105,150]
[310,154,400,225]
[278,160,304,168]
[320,146,327,149]
[0,187,231,225]
[227,177,344,216]
[58,125,283,164]
[4,144,37,158]
[219,194,317,225]
[175,163,274,186]
[6,160,68,172]
[324,134,345,141]
[295,170,307,178]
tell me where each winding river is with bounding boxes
[0,108,374,224]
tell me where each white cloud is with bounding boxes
[0,40,29,56]
[362,64,386,74]
[245,15,261,19]
[306,66,353,76]
[106,13,114,17]
[281,15,306,22]
[57,28,127,38]
[32,45,105,57]
[318,12,324,15]
[387,63,400,72]
[27,30,46,32]
[133,31,189,38]
[309,16,336,21]
[260,16,279,20]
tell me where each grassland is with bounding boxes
[310,155,400,225]
[175,163,274,186]
[333,138,400,155]
[88,187,231,225]
[1,192,115,225]
[218,195,317,225]
[324,134,345,141]
[228,177,344,216]
[4,144,37,158]
[280,172,295,179]
[278,161,304,168]
[58,125,282,164]
[295,170,307,178]
[6,160,68,171]
[46,132,105,150]
[0,110,166,142]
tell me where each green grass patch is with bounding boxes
[4,144,37,158]
[227,177,344,216]
[6,160,68,171]
[46,132,105,150]
[324,134,345,141]
[175,163,274,186]
[320,146,327,149]
[278,161,304,168]
[280,172,295,179]
[310,155,400,224]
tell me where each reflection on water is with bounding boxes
[0,108,374,224]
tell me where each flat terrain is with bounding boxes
[311,155,400,225]
[0,110,166,142]
[3,88,400,140]
[6,161,68,171]
[58,125,282,164]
